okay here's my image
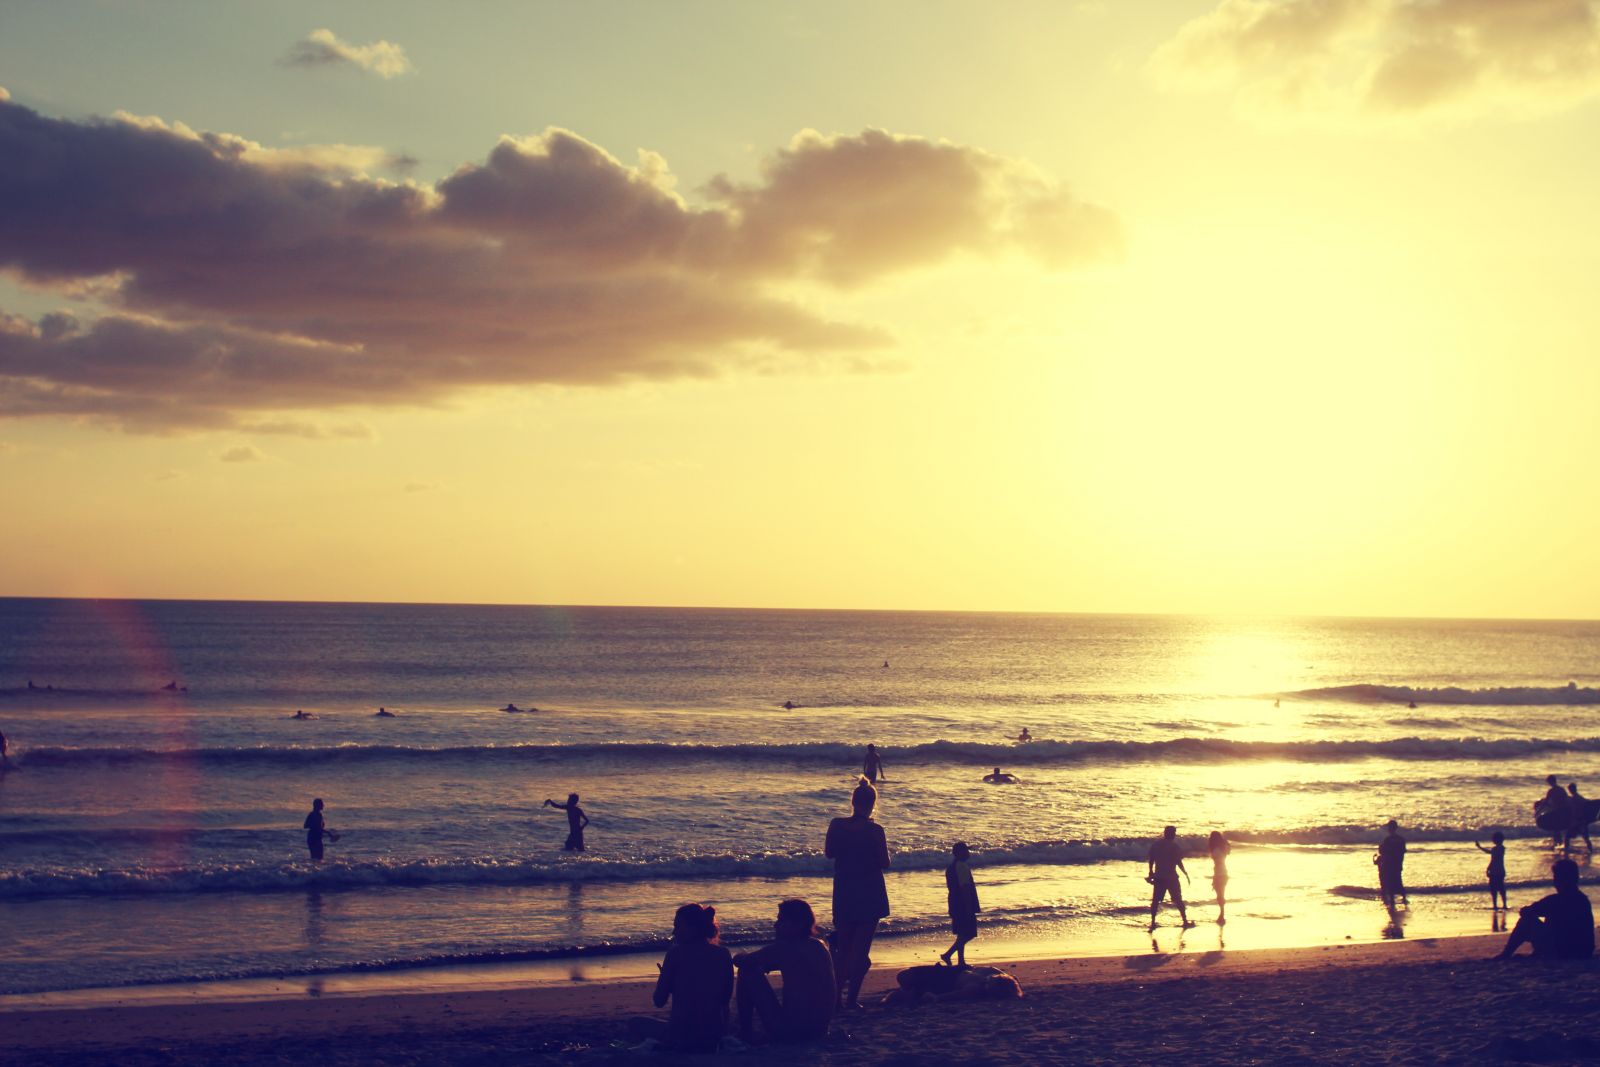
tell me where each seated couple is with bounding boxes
[635,898,835,1053]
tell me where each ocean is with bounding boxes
[2,598,1598,997]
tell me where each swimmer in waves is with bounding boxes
[982,767,1018,784]
[1016,727,1032,743]
[502,703,539,712]
[290,709,315,720]
[374,707,397,717]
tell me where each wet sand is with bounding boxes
[7,931,1600,1065]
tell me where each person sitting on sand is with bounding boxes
[1147,825,1193,929]
[544,793,589,852]
[1375,819,1408,908]
[1208,830,1231,924]
[732,899,836,1044]
[631,903,733,1053]
[1495,858,1594,960]
[303,798,336,862]
[1476,832,1508,910]
[941,841,981,966]
[886,964,1023,1005]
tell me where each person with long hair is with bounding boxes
[1208,830,1231,924]
[732,899,836,1044]
[826,777,891,1008]
[636,902,733,1053]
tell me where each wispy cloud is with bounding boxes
[0,97,1121,433]
[219,445,265,463]
[281,28,414,79]
[1151,0,1600,121]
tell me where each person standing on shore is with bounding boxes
[1375,820,1407,908]
[862,744,885,783]
[1208,830,1231,924]
[1475,832,1508,910]
[545,793,589,852]
[1147,825,1193,929]
[1495,858,1594,960]
[940,841,980,966]
[826,777,891,1009]
[303,798,335,862]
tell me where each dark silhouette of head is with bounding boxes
[992,767,1002,776]
[1548,774,1560,787]
[868,744,877,752]
[1208,830,1225,849]
[775,898,818,939]
[1163,825,1176,840]
[953,841,970,861]
[1492,831,1504,844]
[568,792,580,805]
[672,902,719,944]
[1553,858,1580,891]
[852,777,877,816]
[1385,819,1399,833]
[1570,782,1581,795]
[312,798,324,810]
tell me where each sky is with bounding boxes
[2,0,1599,618]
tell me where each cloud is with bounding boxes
[282,28,414,79]
[1151,0,1600,120]
[241,419,376,440]
[0,97,1120,432]
[403,480,437,493]
[219,444,265,463]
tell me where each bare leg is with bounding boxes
[736,967,783,1039]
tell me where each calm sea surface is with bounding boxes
[2,599,1598,994]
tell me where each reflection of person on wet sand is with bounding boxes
[826,778,890,1009]
[1475,832,1508,910]
[1147,825,1193,929]
[863,744,885,783]
[303,798,337,861]
[982,767,1017,784]
[545,793,589,851]
[1495,858,1594,960]
[1208,830,1230,923]
[1375,820,1407,908]
[733,899,835,1044]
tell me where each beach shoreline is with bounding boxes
[11,928,1600,1065]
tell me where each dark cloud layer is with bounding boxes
[0,97,1120,431]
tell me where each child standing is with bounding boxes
[940,841,981,966]
[1476,832,1508,910]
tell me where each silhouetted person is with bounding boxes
[826,777,890,1008]
[982,767,1017,783]
[1476,832,1508,909]
[1376,819,1407,908]
[863,744,885,783]
[1568,782,1593,851]
[26,679,34,690]
[1147,824,1192,928]
[782,701,795,710]
[545,793,588,851]
[1208,830,1231,924]
[0,728,8,764]
[374,707,396,717]
[732,899,835,1044]
[632,903,732,1053]
[1016,728,1032,743]
[303,798,335,861]
[1536,774,1572,851]
[291,709,311,720]
[1495,858,1594,960]
[941,841,980,966]
[882,660,889,669]
[503,703,521,712]
[162,680,179,691]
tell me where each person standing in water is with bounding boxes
[1208,830,1231,923]
[545,793,589,851]
[941,841,980,966]
[862,744,885,784]
[1375,819,1408,908]
[1475,832,1508,910]
[303,798,335,862]
[1568,782,1593,851]
[1147,825,1193,929]
[826,777,890,1009]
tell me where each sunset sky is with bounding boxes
[2,1,1598,617]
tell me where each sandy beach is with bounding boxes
[7,932,1599,1066]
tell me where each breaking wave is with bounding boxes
[1293,683,1599,706]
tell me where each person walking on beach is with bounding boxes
[1536,774,1572,852]
[303,798,336,862]
[941,841,981,966]
[826,777,891,1009]
[1475,832,1508,910]
[545,793,589,852]
[1147,825,1193,929]
[1495,858,1594,960]
[634,902,732,1053]
[732,899,836,1044]
[1567,782,1593,851]
[1375,820,1407,908]
[863,744,885,783]
[1208,830,1231,923]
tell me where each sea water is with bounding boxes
[1,599,1597,996]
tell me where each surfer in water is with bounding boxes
[291,709,312,720]
[303,798,336,862]
[1016,728,1032,743]
[545,793,589,851]
[374,707,396,717]
[1147,824,1193,929]
[982,767,1018,784]
[863,744,885,783]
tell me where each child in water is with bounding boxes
[941,842,981,966]
[1476,832,1508,910]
